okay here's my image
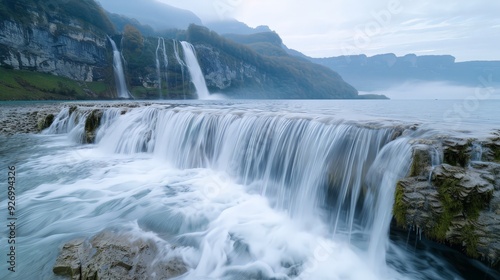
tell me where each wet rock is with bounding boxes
[442,138,473,167]
[409,144,434,177]
[84,109,103,143]
[53,231,187,280]
[482,137,500,163]
[38,113,54,131]
[394,137,499,269]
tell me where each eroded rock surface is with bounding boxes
[394,136,500,269]
[53,231,187,280]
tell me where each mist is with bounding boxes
[360,81,500,100]
[97,0,202,30]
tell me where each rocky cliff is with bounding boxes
[394,134,500,269]
[0,20,108,82]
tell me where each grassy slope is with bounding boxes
[0,68,110,100]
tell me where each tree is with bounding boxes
[123,24,144,54]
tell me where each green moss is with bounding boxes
[37,114,54,131]
[393,181,408,227]
[84,110,102,143]
[410,149,426,177]
[430,177,492,246]
[461,224,479,258]
[431,178,461,240]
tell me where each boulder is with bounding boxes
[53,231,187,280]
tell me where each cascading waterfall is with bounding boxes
[27,104,486,279]
[180,41,210,99]
[161,38,169,89]
[173,40,186,99]
[81,106,411,276]
[156,38,170,99]
[108,36,131,99]
[155,38,162,99]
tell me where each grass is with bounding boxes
[0,68,110,100]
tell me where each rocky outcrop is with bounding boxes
[394,136,500,269]
[0,19,108,82]
[53,231,187,280]
[84,109,103,143]
[0,103,61,135]
[196,44,264,91]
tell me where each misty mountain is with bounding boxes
[97,0,202,30]
[309,53,500,91]
[0,0,367,100]
[205,20,272,35]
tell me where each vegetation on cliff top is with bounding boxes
[0,0,115,34]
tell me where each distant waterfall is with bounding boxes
[156,38,169,99]
[173,40,186,99]
[108,36,131,99]
[180,41,210,99]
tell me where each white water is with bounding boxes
[108,37,131,99]
[173,40,186,98]
[2,102,489,279]
[156,38,162,99]
[156,38,170,99]
[180,41,211,99]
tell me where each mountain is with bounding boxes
[310,53,500,91]
[0,0,363,100]
[205,20,272,35]
[97,0,202,31]
[185,25,359,99]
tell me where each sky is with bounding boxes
[100,0,500,61]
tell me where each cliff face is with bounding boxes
[0,19,108,82]
[394,135,500,269]
[195,44,266,93]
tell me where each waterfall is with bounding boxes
[156,38,170,99]
[96,106,411,241]
[180,41,210,99]
[161,38,169,89]
[108,36,131,99]
[38,104,491,279]
[173,40,186,99]
[155,38,162,99]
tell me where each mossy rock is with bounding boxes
[442,139,473,167]
[38,114,54,131]
[84,109,103,143]
[393,181,408,227]
[409,145,432,177]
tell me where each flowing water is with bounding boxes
[173,40,187,99]
[108,37,131,99]
[156,38,170,99]
[180,42,211,99]
[1,100,499,280]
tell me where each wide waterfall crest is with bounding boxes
[180,41,210,99]
[108,36,131,99]
[96,107,412,243]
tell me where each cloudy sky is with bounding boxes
[103,0,500,61]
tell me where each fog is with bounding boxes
[361,81,500,100]
[97,0,201,29]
